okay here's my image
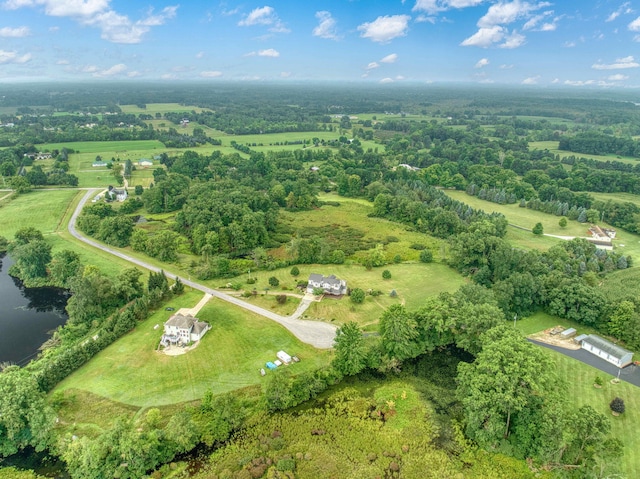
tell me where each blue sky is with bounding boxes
[1,0,639,87]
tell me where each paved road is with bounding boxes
[529,339,640,387]
[69,189,337,349]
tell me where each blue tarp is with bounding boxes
[266,361,277,370]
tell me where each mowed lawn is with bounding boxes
[55,290,332,407]
[119,103,210,115]
[0,189,78,238]
[231,263,466,329]
[542,348,640,478]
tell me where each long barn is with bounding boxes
[578,334,633,368]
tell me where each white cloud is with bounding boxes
[82,64,98,73]
[3,0,110,17]
[0,26,30,37]
[379,77,394,84]
[358,15,410,43]
[313,11,338,40]
[93,63,126,77]
[258,48,279,57]
[56,59,69,65]
[564,79,613,87]
[592,56,639,70]
[608,74,628,81]
[522,75,539,84]
[607,3,633,22]
[195,51,204,59]
[462,1,550,48]
[499,30,525,48]
[629,17,640,31]
[238,5,288,32]
[0,49,31,64]
[551,78,559,83]
[475,57,489,68]
[200,70,222,78]
[127,70,141,77]
[280,71,291,78]
[500,64,513,69]
[415,15,436,23]
[564,41,575,47]
[3,1,178,44]
[412,0,485,15]
[461,26,504,47]
[239,6,274,26]
[380,53,398,63]
[366,62,380,70]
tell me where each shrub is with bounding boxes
[419,249,433,263]
[410,243,426,250]
[386,236,400,243]
[290,266,300,276]
[393,254,402,264]
[312,287,324,296]
[134,184,144,195]
[382,270,391,279]
[610,397,625,414]
[276,294,287,304]
[268,276,280,287]
[246,277,257,284]
[594,376,603,387]
[350,288,365,304]
[532,222,544,235]
[559,217,567,228]
[390,289,397,297]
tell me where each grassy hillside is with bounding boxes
[55,290,332,407]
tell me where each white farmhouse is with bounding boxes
[307,273,347,296]
[161,314,210,346]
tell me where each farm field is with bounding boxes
[529,140,640,165]
[36,140,166,188]
[118,103,210,115]
[589,191,640,208]
[444,190,640,259]
[55,290,332,407]
[0,189,78,238]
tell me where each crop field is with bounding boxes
[529,140,640,165]
[589,191,640,208]
[118,103,210,115]
[55,290,331,407]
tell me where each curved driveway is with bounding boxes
[69,189,337,349]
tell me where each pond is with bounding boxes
[0,254,69,366]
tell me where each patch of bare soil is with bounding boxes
[528,326,581,350]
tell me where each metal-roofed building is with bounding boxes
[579,334,633,368]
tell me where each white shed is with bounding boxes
[579,334,633,368]
[277,350,292,364]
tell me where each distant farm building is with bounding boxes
[92,160,108,167]
[307,273,347,296]
[578,334,633,368]
[106,185,127,202]
[138,159,153,167]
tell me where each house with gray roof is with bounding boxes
[162,314,210,346]
[579,334,633,368]
[307,273,347,296]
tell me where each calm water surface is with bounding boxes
[0,254,69,365]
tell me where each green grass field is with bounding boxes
[530,141,640,165]
[543,348,640,478]
[55,290,331,407]
[0,189,78,238]
[443,190,640,259]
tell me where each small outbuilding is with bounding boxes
[560,328,577,339]
[277,350,292,364]
[578,334,634,368]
